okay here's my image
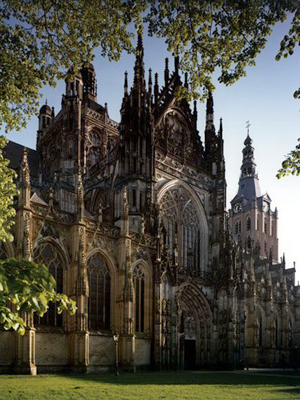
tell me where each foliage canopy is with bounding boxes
[0,258,76,335]
[1,0,299,133]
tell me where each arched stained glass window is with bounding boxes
[133,265,145,333]
[34,242,64,327]
[159,186,201,276]
[88,253,111,331]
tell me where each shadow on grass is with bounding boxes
[59,371,300,388]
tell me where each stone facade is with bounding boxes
[0,36,299,374]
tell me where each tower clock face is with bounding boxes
[233,202,242,213]
[263,202,270,212]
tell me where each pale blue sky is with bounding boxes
[5,19,300,281]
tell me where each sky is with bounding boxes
[5,19,300,282]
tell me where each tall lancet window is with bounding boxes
[88,253,111,331]
[133,265,145,333]
[159,186,201,276]
[34,243,64,327]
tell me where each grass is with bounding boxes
[0,370,299,400]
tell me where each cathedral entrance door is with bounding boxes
[184,339,196,369]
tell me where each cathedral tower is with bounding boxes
[229,133,278,260]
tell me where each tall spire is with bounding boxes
[218,118,223,139]
[205,92,216,155]
[237,133,261,200]
[206,92,214,126]
[133,32,145,92]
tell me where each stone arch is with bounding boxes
[157,179,209,272]
[176,282,213,368]
[34,236,69,263]
[255,304,266,348]
[86,248,117,331]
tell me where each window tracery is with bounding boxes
[159,186,201,275]
[88,253,111,331]
[34,242,64,327]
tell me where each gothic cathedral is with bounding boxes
[0,36,299,374]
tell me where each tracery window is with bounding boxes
[246,216,251,231]
[159,186,200,275]
[133,265,145,333]
[34,243,64,327]
[88,253,111,331]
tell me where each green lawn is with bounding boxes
[0,371,299,400]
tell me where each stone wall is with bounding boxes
[89,334,115,368]
[0,331,15,366]
[35,332,69,367]
[135,338,151,366]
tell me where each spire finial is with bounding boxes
[164,58,169,85]
[148,68,152,88]
[219,117,223,138]
[206,91,214,122]
[154,72,159,104]
[246,120,251,136]
[20,147,30,188]
[184,72,188,89]
[124,71,128,95]
[133,30,145,97]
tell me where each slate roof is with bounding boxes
[3,141,40,178]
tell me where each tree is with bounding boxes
[1,0,299,132]
[0,136,76,334]
[0,136,17,242]
[0,258,76,335]
[277,138,300,178]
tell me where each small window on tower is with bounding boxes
[239,221,241,233]
[246,217,251,231]
[235,221,239,235]
[264,219,267,234]
[264,241,267,253]
[257,216,260,230]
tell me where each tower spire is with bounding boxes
[133,31,145,90]
[206,92,214,125]
[237,133,261,200]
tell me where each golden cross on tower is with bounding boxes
[246,120,251,135]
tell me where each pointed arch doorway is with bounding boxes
[177,283,213,370]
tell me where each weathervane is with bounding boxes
[246,120,251,135]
